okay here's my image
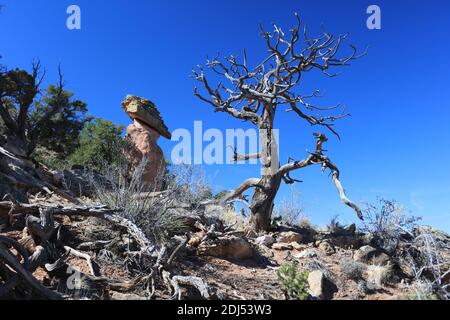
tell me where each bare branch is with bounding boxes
[220,178,262,204]
[227,145,261,162]
[277,133,362,220]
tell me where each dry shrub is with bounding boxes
[360,198,421,253]
[89,156,213,244]
[274,188,312,229]
[340,258,366,281]
[404,230,449,300]
[365,264,392,289]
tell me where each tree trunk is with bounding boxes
[249,112,280,232]
[249,175,282,232]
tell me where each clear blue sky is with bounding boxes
[1,0,450,230]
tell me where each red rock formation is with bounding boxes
[122,96,171,192]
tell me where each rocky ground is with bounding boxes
[1,187,448,300]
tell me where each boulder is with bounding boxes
[277,231,303,244]
[122,96,171,192]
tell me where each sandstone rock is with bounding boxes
[122,95,171,192]
[255,235,275,247]
[198,236,253,260]
[277,231,303,244]
[124,120,166,192]
[272,243,293,251]
[308,270,337,300]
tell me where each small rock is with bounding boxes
[198,236,254,260]
[317,241,335,255]
[307,270,337,300]
[277,231,303,244]
[295,249,318,259]
[272,243,293,251]
[290,242,304,251]
[255,235,275,247]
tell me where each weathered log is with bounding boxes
[0,235,62,300]
[162,270,210,300]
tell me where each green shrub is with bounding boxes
[277,262,309,300]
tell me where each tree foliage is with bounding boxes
[68,118,125,170]
[0,60,90,160]
[31,84,91,157]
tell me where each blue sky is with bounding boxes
[1,0,450,230]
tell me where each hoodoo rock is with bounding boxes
[122,95,171,192]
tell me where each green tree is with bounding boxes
[69,118,125,169]
[0,62,89,160]
[31,84,91,157]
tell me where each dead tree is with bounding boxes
[193,14,365,232]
